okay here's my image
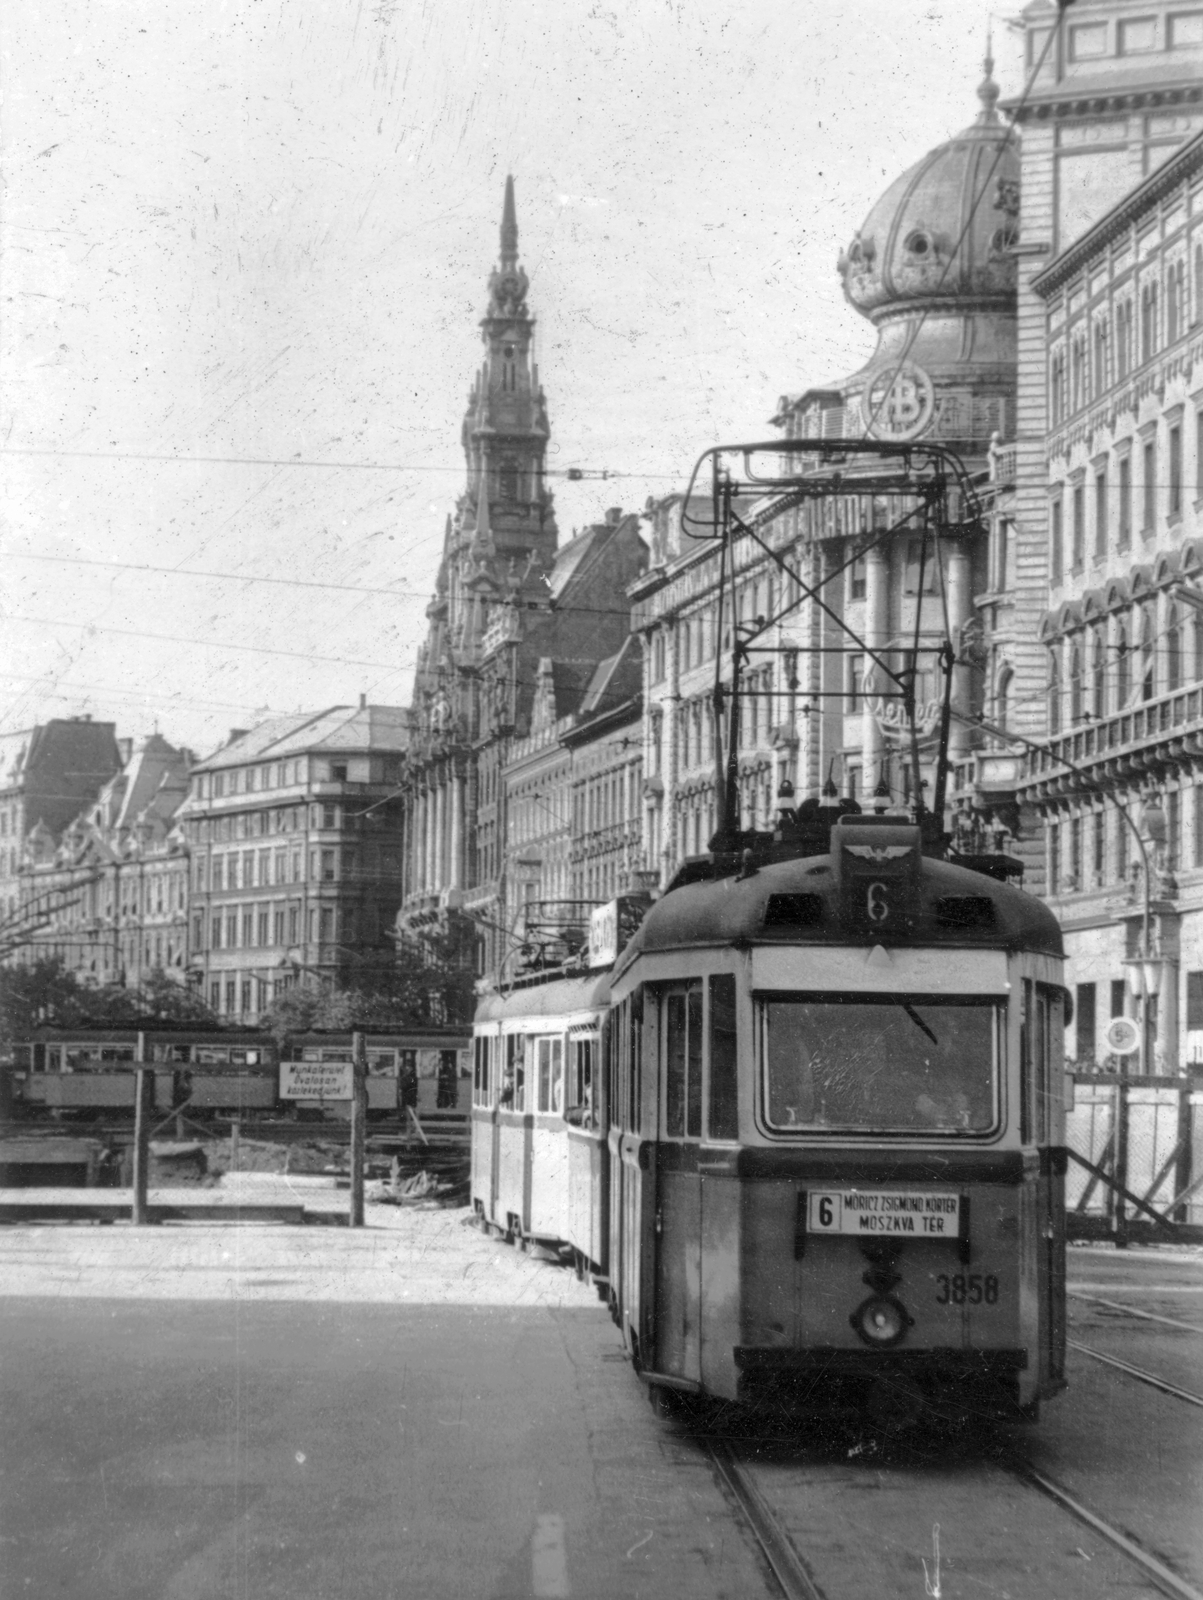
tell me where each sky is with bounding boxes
[1,0,1023,759]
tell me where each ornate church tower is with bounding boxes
[460,176,557,572]
[401,178,559,969]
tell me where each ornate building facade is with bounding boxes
[634,68,1017,885]
[400,181,645,983]
[0,717,122,957]
[952,0,1203,1072]
[16,733,191,985]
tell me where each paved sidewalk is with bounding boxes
[0,1201,600,1306]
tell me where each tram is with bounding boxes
[472,969,610,1277]
[605,812,1066,1422]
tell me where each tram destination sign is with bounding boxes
[278,1061,354,1101]
[807,1189,961,1237]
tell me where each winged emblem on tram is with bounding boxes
[845,844,912,861]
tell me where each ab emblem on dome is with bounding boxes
[863,361,935,442]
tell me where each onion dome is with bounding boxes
[838,56,1019,322]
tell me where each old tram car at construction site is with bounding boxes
[604,814,1067,1422]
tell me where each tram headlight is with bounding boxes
[851,1294,911,1348]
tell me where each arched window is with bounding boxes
[1140,608,1155,701]
[1092,629,1107,718]
[1116,622,1130,707]
[1069,642,1084,724]
[1047,648,1061,735]
[1166,603,1182,692]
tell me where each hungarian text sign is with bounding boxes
[278,1061,354,1101]
[807,1189,961,1237]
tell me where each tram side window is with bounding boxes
[629,989,644,1133]
[708,973,738,1141]
[535,1036,564,1115]
[1033,983,1063,1144]
[566,1038,596,1129]
[501,1034,525,1111]
[664,982,702,1139]
[607,1003,623,1132]
[473,1037,491,1106]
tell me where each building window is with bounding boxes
[849,554,867,601]
[1092,319,1108,399]
[1092,811,1105,883]
[212,856,224,892]
[241,980,253,1014]
[1118,454,1132,546]
[1170,424,1183,518]
[1076,983,1097,1066]
[1116,623,1130,707]
[1167,260,1185,344]
[1094,469,1107,558]
[1115,299,1132,380]
[319,907,335,943]
[1142,437,1156,532]
[1070,333,1086,414]
[1069,643,1084,724]
[210,981,221,1012]
[1091,630,1107,718]
[1047,649,1061,735]
[1071,482,1084,569]
[1196,785,1203,867]
[211,915,222,949]
[848,654,864,713]
[224,980,236,1014]
[1166,604,1183,692]
[1140,609,1155,701]
[1050,499,1063,582]
[994,518,1010,591]
[1169,789,1181,867]
[1050,349,1065,424]
[1069,814,1082,888]
[1048,822,1060,894]
[288,905,300,944]
[1197,412,1203,500]
[1140,280,1158,363]
[322,804,338,829]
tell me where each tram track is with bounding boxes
[1069,1338,1203,1407]
[703,1423,1203,1600]
[1068,1290,1203,1334]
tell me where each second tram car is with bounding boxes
[472,970,610,1275]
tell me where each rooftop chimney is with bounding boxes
[359,693,367,710]
[606,507,622,524]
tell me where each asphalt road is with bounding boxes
[0,1219,1199,1600]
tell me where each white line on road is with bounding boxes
[532,1513,570,1598]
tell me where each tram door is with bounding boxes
[653,983,703,1382]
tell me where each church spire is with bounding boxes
[500,174,518,269]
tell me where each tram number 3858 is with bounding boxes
[935,1273,1000,1306]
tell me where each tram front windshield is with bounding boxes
[761,993,1000,1135]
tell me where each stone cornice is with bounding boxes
[1032,129,1203,299]
[1004,79,1203,128]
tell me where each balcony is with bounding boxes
[1019,684,1203,799]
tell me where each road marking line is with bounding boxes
[532,1512,570,1599]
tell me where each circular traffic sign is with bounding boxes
[1105,1016,1140,1055]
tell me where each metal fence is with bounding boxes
[1065,1074,1203,1245]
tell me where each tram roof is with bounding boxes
[615,849,1062,977]
[475,968,612,1024]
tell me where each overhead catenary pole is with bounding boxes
[349,1030,367,1228]
[131,1030,152,1225]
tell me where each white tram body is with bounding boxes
[472,971,610,1271]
